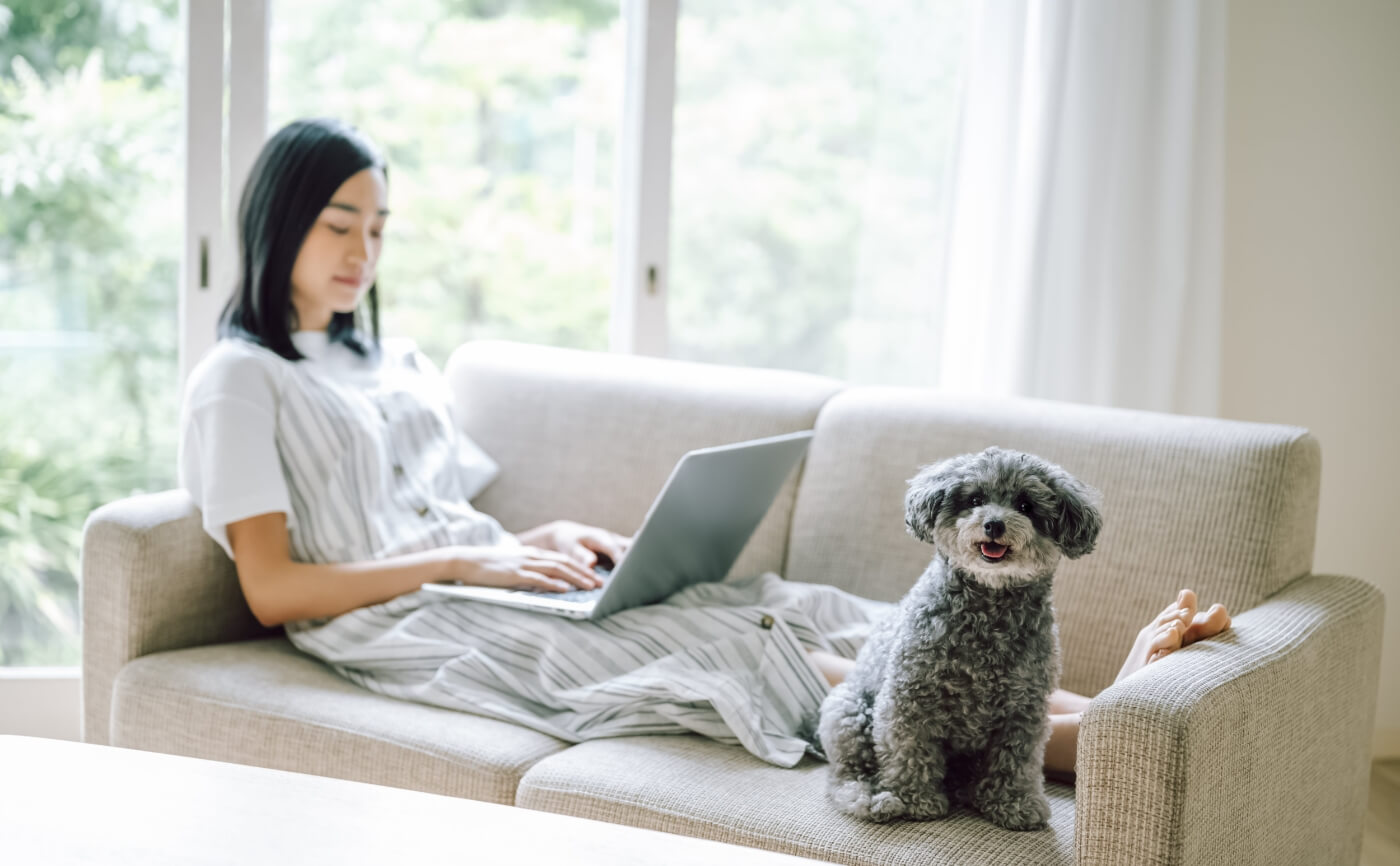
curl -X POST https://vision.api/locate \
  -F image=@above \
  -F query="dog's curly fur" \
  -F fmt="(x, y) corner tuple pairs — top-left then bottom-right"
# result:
(816, 446), (1103, 831)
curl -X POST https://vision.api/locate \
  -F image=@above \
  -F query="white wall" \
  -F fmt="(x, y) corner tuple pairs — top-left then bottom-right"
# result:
(1221, 0), (1400, 758)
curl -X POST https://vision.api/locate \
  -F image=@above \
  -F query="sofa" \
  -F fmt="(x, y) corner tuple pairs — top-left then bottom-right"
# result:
(81, 339), (1385, 865)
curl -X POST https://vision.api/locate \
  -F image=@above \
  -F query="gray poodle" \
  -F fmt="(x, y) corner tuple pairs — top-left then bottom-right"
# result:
(816, 446), (1102, 830)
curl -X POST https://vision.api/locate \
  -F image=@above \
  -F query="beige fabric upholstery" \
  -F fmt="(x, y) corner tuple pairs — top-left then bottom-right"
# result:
(80, 490), (275, 745)
(445, 340), (846, 581)
(517, 736), (1077, 865)
(77, 340), (1381, 864)
(110, 636), (568, 804)
(784, 387), (1323, 698)
(1075, 573), (1384, 866)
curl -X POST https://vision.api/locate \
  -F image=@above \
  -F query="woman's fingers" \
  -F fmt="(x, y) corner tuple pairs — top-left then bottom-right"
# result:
(520, 573), (572, 592)
(569, 542), (597, 567)
(579, 530), (626, 566)
(525, 551), (600, 589)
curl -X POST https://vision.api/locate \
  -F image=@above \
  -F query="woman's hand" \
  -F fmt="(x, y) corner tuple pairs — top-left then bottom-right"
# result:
(518, 520), (633, 570)
(442, 544), (603, 593)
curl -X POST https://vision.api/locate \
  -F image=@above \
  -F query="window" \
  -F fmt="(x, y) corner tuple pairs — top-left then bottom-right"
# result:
(668, 0), (972, 382)
(0, 0), (182, 666)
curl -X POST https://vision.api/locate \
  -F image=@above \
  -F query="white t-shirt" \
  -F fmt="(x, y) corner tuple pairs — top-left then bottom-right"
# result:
(177, 330), (515, 564)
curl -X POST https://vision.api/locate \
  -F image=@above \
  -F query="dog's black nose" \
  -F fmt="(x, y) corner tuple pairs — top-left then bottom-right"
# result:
(984, 519), (1005, 539)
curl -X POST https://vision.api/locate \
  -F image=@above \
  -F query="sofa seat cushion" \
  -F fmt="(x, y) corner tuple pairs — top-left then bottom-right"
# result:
(109, 635), (569, 804)
(517, 735), (1075, 866)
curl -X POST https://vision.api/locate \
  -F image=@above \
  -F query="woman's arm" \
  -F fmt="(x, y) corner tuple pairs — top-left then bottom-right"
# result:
(227, 512), (597, 628)
(227, 512), (452, 627)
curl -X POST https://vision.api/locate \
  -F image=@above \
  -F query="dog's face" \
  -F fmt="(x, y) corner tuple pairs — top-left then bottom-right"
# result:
(904, 447), (1103, 589)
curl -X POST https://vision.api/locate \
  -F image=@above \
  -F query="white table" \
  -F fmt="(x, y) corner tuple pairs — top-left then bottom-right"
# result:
(0, 736), (835, 865)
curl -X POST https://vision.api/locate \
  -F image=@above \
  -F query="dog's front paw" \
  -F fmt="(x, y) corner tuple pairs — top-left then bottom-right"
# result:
(866, 790), (910, 823)
(830, 780), (910, 823)
(978, 791), (1051, 832)
(898, 789), (951, 822)
(828, 778), (877, 819)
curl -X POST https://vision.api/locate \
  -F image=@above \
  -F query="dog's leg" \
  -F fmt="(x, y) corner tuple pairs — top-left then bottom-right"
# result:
(818, 682), (882, 818)
(969, 706), (1053, 832)
(860, 683), (952, 823)
(871, 722), (951, 822)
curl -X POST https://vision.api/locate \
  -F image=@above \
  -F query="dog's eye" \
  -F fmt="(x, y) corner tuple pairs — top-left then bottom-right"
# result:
(1018, 500), (1033, 514)
(968, 494), (984, 508)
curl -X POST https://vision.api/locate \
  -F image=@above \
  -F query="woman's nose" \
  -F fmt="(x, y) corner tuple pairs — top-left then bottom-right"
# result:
(347, 232), (369, 264)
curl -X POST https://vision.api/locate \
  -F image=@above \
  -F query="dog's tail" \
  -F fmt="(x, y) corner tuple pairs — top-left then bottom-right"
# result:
(796, 707), (826, 761)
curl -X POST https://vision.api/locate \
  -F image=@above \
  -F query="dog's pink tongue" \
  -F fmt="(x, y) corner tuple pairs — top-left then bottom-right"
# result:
(981, 542), (1008, 559)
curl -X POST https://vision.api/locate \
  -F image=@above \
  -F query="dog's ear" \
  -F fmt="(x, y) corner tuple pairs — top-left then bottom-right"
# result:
(904, 456), (967, 545)
(1046, 470), (1104, 559)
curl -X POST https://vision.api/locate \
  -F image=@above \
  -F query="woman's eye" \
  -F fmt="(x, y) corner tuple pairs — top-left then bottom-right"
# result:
(327, 225), (349, 235)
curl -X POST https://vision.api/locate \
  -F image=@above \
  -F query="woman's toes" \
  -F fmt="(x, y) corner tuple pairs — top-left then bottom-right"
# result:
(1146, 620), (1187, 663)
(1153, 590), (1197, 627)
(1183, 603), (1232, 644)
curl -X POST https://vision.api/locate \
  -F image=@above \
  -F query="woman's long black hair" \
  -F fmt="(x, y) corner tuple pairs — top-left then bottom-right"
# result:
(217, 117), (386, 362)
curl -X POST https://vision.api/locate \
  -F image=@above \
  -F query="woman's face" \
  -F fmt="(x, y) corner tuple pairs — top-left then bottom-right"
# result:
(289, 167), (389, 331)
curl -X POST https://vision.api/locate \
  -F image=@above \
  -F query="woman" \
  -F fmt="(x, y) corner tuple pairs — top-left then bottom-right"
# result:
(178, 117), (1232, 778)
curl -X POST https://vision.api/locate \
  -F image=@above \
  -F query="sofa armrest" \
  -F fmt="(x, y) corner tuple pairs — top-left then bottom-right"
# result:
(80, 489), (276, 745)
(1074, 573), (1384, 866)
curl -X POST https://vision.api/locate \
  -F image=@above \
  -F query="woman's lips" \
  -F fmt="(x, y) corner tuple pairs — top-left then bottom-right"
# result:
(332, 275), (361, 287)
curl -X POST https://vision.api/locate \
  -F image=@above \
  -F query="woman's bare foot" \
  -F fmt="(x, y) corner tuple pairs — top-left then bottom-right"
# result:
(808, 648), (856, 687)
(1114, 589), (1232, 684)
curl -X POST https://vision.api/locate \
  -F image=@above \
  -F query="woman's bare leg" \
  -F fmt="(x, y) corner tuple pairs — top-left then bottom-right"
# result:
(808, 649), (855, 687)
(1040, 589), (1233, 780)
(1049, 689), (1092, 714)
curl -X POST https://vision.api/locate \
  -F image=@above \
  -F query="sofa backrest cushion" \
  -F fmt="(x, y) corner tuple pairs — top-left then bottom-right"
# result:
(784, 387), (1321, 696)
(445, 340), (846, 581)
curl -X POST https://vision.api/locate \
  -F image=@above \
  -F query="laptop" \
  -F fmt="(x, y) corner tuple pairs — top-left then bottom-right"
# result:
(420, 429), (814, 620)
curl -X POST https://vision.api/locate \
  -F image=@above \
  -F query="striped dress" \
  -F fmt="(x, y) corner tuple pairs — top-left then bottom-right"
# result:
(177, 330), (890, 767)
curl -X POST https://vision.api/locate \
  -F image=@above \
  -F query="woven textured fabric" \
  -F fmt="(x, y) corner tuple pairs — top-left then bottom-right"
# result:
(1075, 573), (1384, 866)
(517, 734), (1077, 865)
(110, 636), (569, 804)
(80, 489), (274, 745)
(783, 387), (1322, 698)
(444, 340), (847, 582)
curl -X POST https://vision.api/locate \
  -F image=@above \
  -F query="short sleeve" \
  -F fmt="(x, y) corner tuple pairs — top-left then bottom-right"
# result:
(177, 346), (294, 561)
(408, 347), (501, 501)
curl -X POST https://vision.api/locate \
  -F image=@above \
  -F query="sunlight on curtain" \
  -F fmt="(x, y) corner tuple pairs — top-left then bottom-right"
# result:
(940, 0), (1226, 415)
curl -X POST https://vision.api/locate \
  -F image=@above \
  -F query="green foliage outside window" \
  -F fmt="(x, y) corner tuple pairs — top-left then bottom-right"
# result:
(0, 0), (180, 665)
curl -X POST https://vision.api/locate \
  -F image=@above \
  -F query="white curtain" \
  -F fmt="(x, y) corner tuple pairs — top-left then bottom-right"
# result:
(935, 0), (1226, 416)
